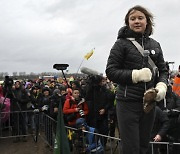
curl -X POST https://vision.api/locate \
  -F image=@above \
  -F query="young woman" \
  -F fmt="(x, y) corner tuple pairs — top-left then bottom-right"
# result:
(106, 5), (168, 154)
(63, 88), (89, 127)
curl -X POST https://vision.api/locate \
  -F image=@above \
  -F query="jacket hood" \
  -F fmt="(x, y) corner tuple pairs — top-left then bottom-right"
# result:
(117, 26), (150, 39)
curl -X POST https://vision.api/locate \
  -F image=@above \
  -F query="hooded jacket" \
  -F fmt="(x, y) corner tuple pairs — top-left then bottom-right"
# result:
(106, 26), (168, 102)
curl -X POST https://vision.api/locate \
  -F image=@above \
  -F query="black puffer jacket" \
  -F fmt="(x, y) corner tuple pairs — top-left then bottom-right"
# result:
(106, 26), (168, 102)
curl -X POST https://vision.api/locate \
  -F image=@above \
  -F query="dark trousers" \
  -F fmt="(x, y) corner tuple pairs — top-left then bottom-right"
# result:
(89, 115), (109, 146)
(11, 112), (27, 136)
(116, 100), (155, 154)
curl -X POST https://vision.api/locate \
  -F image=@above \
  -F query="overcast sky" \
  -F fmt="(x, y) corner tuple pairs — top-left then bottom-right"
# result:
(0, 0), (179, 76)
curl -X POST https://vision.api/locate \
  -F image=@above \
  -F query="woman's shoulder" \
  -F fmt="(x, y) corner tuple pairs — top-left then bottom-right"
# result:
(148, 37), (160, 46)
(112, 37), (131, 51)
(116, 37), (130, 44)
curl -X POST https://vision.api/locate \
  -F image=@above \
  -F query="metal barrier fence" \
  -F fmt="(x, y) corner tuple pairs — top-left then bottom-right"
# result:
(1, 111), (180, 154)
(0, 110), (36, 139)
(40, 113), (121, 154)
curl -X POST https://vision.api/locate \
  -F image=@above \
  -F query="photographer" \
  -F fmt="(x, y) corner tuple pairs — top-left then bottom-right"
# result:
(85, 75), (115, 148)
(2, 76), (15, 102)
(11, 80), (30, 142)
(63, 88), (89, 127)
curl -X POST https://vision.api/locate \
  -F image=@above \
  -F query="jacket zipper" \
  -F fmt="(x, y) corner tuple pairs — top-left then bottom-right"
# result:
(124, 85), (127, 97)
(141, 35), (147, 92)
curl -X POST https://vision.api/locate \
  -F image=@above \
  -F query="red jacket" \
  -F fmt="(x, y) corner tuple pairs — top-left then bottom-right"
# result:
(63, 98), (89, 126)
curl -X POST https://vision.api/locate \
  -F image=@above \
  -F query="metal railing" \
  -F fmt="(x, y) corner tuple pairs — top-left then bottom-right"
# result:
(1, 111), (180, 154)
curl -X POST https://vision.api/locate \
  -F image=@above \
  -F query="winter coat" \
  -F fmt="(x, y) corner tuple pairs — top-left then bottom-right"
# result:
(85, 84), (114, 120)
(106, 26), (168, 102)
(63, 98), (89, 126)
(11, 88), (30, 111)
(151, 106), (170, 140)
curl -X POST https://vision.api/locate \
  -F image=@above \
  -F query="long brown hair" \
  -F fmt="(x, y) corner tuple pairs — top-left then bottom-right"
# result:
(125, 5), (154, 35)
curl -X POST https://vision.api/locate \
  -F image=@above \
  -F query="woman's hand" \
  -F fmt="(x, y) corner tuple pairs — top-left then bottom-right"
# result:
(99, 109), (105, 115)
(153, 134), (162, 142)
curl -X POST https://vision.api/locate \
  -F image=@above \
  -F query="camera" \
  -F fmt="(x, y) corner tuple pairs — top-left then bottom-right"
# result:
(79, 109), (85, 117)
(4, 76), (14, 88)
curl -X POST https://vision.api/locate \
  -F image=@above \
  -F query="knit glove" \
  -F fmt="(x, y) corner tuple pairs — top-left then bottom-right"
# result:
(132, 68), (152, 83)
(155, 82), (167, 102)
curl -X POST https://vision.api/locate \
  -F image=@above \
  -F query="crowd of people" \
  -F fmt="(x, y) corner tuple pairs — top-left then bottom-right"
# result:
(0, 74), (116, 152)
(0, 63), (179, 153)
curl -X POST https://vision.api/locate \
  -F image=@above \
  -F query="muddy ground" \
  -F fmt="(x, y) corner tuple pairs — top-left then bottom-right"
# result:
(0, 136), (53, 154)
(0, 136), (120, 154)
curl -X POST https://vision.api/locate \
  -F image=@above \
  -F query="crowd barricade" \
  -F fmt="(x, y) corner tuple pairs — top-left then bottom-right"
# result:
(1, 111), (180, 154)
(0, 110), (43, 139)
(149, 141), (180, 154)
(37, 113), (122, 153)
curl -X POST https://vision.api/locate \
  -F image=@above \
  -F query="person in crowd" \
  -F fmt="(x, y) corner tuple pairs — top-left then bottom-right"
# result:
(39, 87), (53, 147)
(147, 106), (170, 154)
(63, 88), (89, 127)
(0, 85), (10, 124)
(158, 84), (180, 111)
(25, 81), (32, 94)
(75, 118), (104, 154)
(172, 65), (180, 96)
(49, 88), (63, 135)
(48, 80), (56, 95)
(105, 5), (168, 154)
(50, 89), (62, 120)
(80, 79), (87, 97)
(108, 93), (118, 138)
(71, 80), (84, 97)
(11, 80), (30, 142)
(85, 75), (115, 148)
(28, 85), (42, 133)
(103, 79), (118, 138)
(25, 81), (34, 133)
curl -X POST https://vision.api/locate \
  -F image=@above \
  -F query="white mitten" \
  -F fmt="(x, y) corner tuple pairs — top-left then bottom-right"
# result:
(155, 82), (167, 102)
(132, 68), (152, 83)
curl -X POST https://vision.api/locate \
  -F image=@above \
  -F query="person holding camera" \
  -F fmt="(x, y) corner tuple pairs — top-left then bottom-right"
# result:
(105, 5), (168, 154)
(85, 75), (115, 148)
(11, 80), (30, 142)
(63, 88), (89, 127)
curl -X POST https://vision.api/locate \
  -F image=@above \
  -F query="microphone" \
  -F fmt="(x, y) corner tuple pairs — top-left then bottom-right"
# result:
(80, 67), (100, 76)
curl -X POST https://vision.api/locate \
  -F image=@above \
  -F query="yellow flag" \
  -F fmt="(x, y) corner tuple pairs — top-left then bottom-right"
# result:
(84, 48), (94, 60)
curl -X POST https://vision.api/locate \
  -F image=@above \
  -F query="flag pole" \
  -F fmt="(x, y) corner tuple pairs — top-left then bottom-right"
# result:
(77, 48), (95, 74)
(76, 58), (85, 74)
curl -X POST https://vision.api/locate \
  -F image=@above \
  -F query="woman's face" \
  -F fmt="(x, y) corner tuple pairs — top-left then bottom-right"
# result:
(128, 10), (147, 34)
(72, 90), (80, 100)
